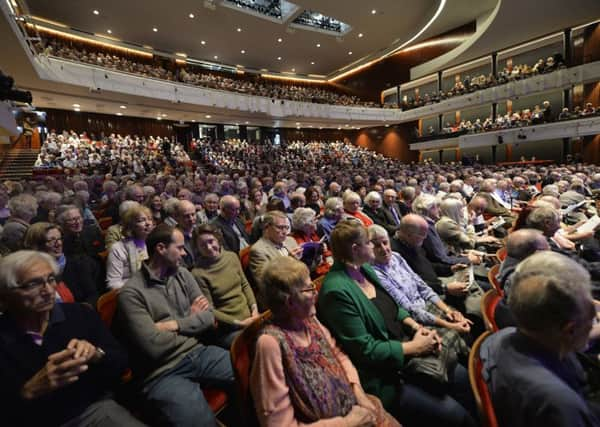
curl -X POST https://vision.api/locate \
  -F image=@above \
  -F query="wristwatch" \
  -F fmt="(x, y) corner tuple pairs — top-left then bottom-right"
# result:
(92, 346), (106, 363)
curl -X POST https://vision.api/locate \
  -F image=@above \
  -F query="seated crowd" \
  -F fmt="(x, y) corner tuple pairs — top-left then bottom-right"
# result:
(402, 54), (566, 111)
(1, 126), (600, 426)
(416, 100), (600, 141)
(35, 36), (379, 108)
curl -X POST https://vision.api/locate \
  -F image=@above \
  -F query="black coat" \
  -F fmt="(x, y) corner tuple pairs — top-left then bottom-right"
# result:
(211, 215), (250, 254)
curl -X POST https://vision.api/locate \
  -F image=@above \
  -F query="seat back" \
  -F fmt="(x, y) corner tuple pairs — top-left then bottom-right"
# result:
(230, 311), (272, 427)
(495, 247), (507, 262)
(487, 264), (503, 296)
(468, 331), (498, 427)
(97, 289), (119, 327)
(98, 216), (113, 230)
(240, 245), (252, 270)
(481, 289), (501, 332)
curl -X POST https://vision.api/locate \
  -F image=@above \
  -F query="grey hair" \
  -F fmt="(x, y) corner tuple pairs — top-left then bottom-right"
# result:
(292, 207), (316, 230)
(8, 194), (38, 221)
(0, 250), (59, 291)
(542, 185), (559, 198)
(38, 191), (62, 207)
(342, 191), (361, 204)
(162, 197), (179, 216)
(364, 191), (382, 205)
(324, 197), (343, 216)
(526, 206), (560, 231)
(367, 224), (389, 241)
(412, 193), (438, 216)
(55, 204), (82, 225)
(439, 197), (465, 225)
(262, 210), (288, 228)
(119, 200), (141, 217)
(509, 251), (591, 332)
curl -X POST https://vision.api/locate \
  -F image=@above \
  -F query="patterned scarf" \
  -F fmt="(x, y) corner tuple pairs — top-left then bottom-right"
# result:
(260, 318), (357, 422)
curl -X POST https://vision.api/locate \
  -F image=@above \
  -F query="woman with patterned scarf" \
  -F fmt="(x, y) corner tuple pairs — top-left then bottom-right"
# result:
(250, 256), (399, 426)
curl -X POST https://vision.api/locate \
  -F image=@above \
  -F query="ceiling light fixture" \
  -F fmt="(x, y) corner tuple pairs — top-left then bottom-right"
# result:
(348, 51), (353, 55)
(192, 119), (196, 122)
(119, 105), (127, 109)
(245, 121), (249, 124)
(277, 56), (282, 60)
(240, 49), (245, 54)
(116, 112), (123, 116)
(157, 117), (162, 120)
(107, 29), (112, 34)
(152, 27), (158, 32)
(189, 13), (195, 18)
(201, 40), (206, 45)
(92, 10), (99, 15)
(205, 115), (212, 118)
(316, 43), (321, 47)
(277, 38), (282, 42)
(371, 9), (377, 14)
(74, 108), (81, 112)
(237, 27), (242, 32)
(310, 61), (315, 65)
(291, 68), (295, 72)
(72, 103), (80, 108)
(358, 33), (363, 38)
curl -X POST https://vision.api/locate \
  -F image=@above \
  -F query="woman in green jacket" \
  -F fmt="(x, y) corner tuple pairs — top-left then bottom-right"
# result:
(316, 220), (476, 427)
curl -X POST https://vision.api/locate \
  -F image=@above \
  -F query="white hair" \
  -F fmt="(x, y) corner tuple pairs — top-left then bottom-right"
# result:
(0, 250), (58, 291)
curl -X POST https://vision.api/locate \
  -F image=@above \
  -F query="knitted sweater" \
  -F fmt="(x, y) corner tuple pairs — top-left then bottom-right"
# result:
(192, 250), (257, 327)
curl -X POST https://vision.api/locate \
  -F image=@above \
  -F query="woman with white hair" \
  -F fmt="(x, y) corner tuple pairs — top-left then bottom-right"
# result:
(291, 207), (332, 277)
(317, 197), (344, 240)
(0, 250), (144, 427)
(343, 191), (374, 227)
(436, 198), (498, 254)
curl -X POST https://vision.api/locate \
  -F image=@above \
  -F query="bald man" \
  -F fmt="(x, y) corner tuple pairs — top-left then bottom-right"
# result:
(211, 195), (249, 254)
(494, 228), (549, 329)
(175, 199), (197, 269)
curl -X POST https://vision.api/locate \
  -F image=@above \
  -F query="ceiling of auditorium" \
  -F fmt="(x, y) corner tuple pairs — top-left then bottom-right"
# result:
(22, 0), (497, 77)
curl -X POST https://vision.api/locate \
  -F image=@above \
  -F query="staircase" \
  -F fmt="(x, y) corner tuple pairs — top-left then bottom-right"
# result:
(0, 149), (39, 180)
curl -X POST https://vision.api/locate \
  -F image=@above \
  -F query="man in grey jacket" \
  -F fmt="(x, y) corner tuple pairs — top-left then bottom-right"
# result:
(115, 224), (234, 427)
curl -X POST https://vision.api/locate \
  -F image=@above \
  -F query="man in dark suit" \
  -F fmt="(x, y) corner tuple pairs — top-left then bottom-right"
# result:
(382, 189), (403, 227)
(211, 195), (250, 254)
(362, 191), (397, 235)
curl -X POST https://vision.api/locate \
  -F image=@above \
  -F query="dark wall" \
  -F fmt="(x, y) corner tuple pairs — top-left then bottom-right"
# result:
(45, 108), (178, 138)
(355, 125), (418, 163)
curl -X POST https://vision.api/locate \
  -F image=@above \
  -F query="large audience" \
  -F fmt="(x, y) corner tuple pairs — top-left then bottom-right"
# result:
(402, 54), (566, 111)
(35, 36), (379, 108)
(1, 126), (600, 427)
(416, 100), (600, 141)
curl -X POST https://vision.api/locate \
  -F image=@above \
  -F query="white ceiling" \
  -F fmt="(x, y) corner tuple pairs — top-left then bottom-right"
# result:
(22, 0), (495, 77)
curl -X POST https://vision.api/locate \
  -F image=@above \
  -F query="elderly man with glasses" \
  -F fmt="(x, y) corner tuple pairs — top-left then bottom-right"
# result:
(0, 250), (144, 427)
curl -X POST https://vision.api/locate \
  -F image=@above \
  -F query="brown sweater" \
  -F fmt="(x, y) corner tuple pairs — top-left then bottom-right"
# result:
(192, 250), (257, 327)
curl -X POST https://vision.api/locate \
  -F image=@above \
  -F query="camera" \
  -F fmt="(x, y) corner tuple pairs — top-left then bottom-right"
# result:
(0, 70), (32, 104)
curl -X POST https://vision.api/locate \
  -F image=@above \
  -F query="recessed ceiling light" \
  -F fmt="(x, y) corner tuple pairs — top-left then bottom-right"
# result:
(358, 33), (364, 38)
(316, 43), (321, 47)
(277, 38), (282, 42)
(74, 108), (81, 112)
(201, 40), (206, 45)
(157, 117), (162, 120)
(192, 119), (196, 122)
(245, 121), (249, 124)
(92, 10), (99, 15)
(310, 61), (315, 65)
(277, 56), (282, 60)
(240, 50), (245, 54)
(205, 115), (211, 118)
(161, 114), (167, 117)
(72, 103), (80, 108)
(107, 29), (112, 34)
(116, 112), (123, 116)
(119, 105), (126, 109)
(371, 9), (377, 14)
(237, 27), (242, 32)
(348, 51), (353, 55)
(337, 127), (342, 130)
(189, 13), (195, 18)
(214, 55), (218, 60)
(152, 27), (158, 32)
(295, 122), (300, 125)
(291, 68), (295, 72)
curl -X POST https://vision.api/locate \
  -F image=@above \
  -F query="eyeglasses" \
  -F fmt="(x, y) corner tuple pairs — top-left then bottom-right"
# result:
(298, 285), (317, 294)
(271, 224), (291, 232)
(45, 237), (63, 245)
(64, 216), (82, 223)
(17, 275), (57, 292)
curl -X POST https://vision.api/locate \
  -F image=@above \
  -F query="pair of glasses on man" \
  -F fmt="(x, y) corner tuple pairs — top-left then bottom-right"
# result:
(16, 275), (58, 292)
